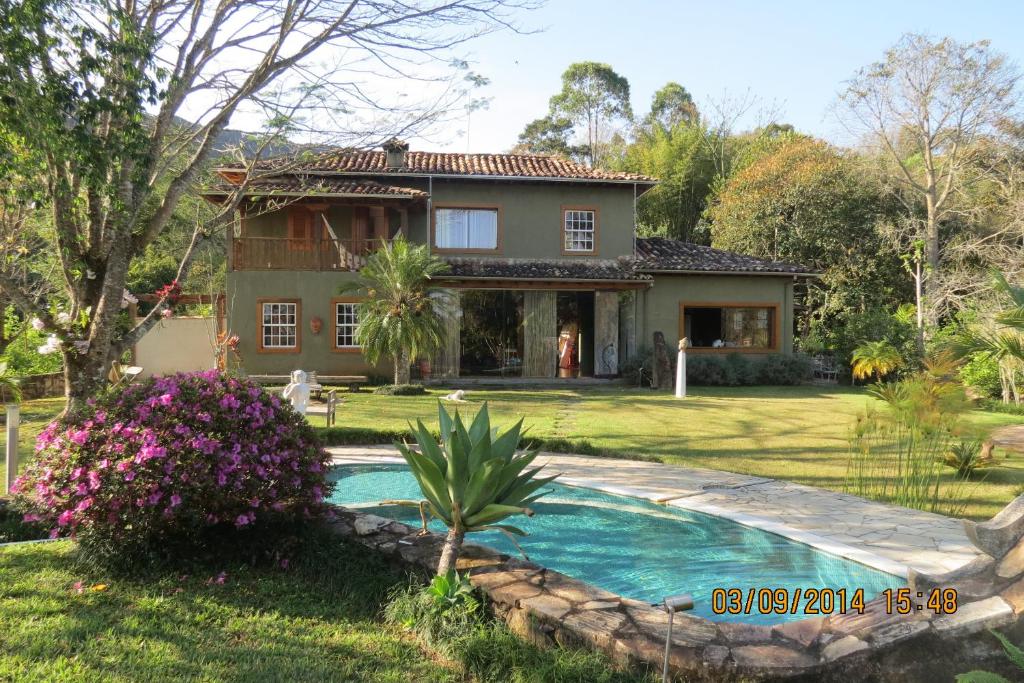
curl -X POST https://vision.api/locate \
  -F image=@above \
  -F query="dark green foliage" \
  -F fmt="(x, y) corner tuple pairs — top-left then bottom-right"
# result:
(960, 353), (1003, 399)
(758, 354), (812, 385)
(318, 425), (422, 445)
(811, 305), (919, 382)
(373, 383), (428, 396)
(686, 354), (810, 386)
(0, 498), (49, 542)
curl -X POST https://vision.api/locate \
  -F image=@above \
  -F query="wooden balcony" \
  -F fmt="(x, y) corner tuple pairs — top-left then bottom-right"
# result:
(231, 236), (378, 271)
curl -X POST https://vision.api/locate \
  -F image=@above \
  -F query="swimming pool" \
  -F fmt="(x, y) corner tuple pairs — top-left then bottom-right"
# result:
(328, 463), (903, 624)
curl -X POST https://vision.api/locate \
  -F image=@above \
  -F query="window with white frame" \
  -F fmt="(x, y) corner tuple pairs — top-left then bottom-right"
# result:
(563, 209), (595, 252)
(261, 302), (298, 349)
(335, 302), (359, 349)
(434, 207), (498, 250)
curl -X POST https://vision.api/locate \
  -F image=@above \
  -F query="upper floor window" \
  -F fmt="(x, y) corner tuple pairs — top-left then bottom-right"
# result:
(563, 208), (596, 253)
(334, 301), (360, 349)
(260, 300), (299, 351)
(434, 206), (499, 251)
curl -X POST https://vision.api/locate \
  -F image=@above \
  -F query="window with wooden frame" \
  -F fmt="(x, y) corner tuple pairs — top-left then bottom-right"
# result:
(679, 303), (779, 352)
(287, 207), (314, 251)
(562, 207), (597, 254)
(432, 204), (501, 252)
(332, 298), (361, 351)
(258, 300), (301, 352)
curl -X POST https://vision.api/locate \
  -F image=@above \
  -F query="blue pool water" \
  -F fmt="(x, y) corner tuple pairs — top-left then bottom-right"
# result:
(328, 464), (903, 624)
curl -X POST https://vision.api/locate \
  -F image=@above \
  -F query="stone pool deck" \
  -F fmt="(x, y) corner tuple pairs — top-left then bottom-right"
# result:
(328, 446), (980, 579)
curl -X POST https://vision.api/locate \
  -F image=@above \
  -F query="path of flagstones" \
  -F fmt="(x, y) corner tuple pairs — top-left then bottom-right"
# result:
(328, 446), (980, 578)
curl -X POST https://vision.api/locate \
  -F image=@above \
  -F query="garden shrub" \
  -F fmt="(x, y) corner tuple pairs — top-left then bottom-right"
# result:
(757, 353), (812, 385)
(686, 355), (729, 385)
(13, 370), (331, 569)
(959, 352), (1002, 399)
(373, 383), (428, 396)
(685, 353), (811, 386)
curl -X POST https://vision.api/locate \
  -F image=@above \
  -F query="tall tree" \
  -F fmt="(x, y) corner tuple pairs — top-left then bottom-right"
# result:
(645, 82), (699, 131)
(0, 0), (532, 411)
(707, 135), (908, 347)
(837, 34), (1020, 336)
(622, 123), (716, 242)
(513, 115), (578, 158)
(547, 62), (633, 167)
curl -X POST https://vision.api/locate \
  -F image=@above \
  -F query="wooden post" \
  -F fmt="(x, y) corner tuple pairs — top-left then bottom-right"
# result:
(5, 403), (18, 494)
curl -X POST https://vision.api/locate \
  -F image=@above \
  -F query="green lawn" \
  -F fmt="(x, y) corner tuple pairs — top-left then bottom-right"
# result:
(0, 539), (651, 683)
(309, 384), (1024, 520)
(5, 388), (1024, 519)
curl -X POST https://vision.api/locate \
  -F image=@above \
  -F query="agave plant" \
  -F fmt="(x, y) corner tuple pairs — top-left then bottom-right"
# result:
(394, 403), (557, 576)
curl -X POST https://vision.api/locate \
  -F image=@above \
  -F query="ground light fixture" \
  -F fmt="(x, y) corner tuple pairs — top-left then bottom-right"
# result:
(661, 593), (695, 682)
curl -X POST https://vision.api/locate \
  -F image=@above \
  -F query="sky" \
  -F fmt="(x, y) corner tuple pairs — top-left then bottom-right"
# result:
(406, 0), (1024, 154)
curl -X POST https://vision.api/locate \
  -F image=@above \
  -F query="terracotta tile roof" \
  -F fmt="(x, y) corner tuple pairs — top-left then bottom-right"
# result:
(439, 257), (651, 282)
(241, 149), (655, 183)
(205, 176), (427, 198)
(635, 237), (813, 275)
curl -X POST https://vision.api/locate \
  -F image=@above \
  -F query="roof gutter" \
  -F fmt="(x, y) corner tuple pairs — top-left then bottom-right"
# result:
(639, 269), (820, 278)
(202, 190), (424, 200)
(213, 167), (658, 189)
(435, 274), (652, 286)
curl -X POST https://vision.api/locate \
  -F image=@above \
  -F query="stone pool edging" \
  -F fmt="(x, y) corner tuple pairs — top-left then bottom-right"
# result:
(329, 502), (1024, 681)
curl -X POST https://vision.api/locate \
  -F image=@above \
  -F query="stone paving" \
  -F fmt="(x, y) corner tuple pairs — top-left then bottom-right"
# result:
(328, 445), (980, 577)
(992, 424), (1024, 454)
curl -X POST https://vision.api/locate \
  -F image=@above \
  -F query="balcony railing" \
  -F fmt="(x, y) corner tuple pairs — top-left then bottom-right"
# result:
(232, 237), (379, 271)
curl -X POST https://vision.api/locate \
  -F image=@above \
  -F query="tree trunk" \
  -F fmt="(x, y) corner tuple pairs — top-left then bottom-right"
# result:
(436, 527), (465, 577)
(395, 347), (411, 385)
(63, 350), (112, 417)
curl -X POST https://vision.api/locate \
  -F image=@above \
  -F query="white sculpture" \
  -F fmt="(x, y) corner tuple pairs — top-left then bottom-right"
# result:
(283, 369), (311, 415)
(443, 389), (467, 402)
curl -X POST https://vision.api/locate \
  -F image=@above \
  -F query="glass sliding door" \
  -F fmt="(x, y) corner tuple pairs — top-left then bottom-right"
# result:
(459, 290), (524, 376)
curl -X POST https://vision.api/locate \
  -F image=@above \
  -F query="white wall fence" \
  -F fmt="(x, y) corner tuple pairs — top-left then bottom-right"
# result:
(133, 316), (219, 378)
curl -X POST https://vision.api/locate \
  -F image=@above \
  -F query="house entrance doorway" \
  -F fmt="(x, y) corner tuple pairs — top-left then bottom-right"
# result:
(556, 291), (595, 378)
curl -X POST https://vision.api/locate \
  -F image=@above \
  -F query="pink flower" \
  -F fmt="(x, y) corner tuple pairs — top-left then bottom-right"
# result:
(158, 393), (174, 406)
(170, 494), (182, 507)
(235, 513), (250, 527)
(57, 510), (74, 527)
(22, 513), (42, 523)
(73, 581), (84, 594)
(68, 429), (89, 446)
(161, 308), (172, 319)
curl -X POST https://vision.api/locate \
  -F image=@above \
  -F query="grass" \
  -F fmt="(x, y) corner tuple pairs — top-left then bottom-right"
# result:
(6, 387), (1024, 519)
(0, 537), (649, 682)
(308, 384), (1024, 520)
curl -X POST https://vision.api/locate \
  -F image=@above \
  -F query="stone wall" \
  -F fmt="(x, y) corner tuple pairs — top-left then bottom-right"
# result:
(329, 501), (1024, 681)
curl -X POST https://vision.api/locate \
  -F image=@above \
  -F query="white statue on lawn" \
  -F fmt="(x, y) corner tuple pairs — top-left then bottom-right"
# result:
(283, 369), (311, 415)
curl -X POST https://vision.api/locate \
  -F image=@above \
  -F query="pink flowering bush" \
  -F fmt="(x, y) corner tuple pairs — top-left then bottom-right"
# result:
(13, 370), (332, 568)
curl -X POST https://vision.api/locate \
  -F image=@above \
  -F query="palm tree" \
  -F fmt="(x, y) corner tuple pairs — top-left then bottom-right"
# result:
(851, 340), (902, 383)
(341, 237), (449, 385)
(955, 271), (1024, 404)
(392, 403), (557, 577)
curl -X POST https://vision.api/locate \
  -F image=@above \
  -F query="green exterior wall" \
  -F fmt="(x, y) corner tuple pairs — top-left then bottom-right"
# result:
(226, 270), (390, 378)
(226, 178), (797, 377)
(637, 274), (795, 356)
(239, 177), (637, 259)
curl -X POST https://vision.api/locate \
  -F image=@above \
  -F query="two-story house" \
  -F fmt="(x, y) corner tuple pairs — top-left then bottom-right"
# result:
(206, 139), (811, 381)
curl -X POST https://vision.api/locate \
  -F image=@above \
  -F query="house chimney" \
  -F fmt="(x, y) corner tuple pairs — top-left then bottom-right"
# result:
(382, 137), (409, 169)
